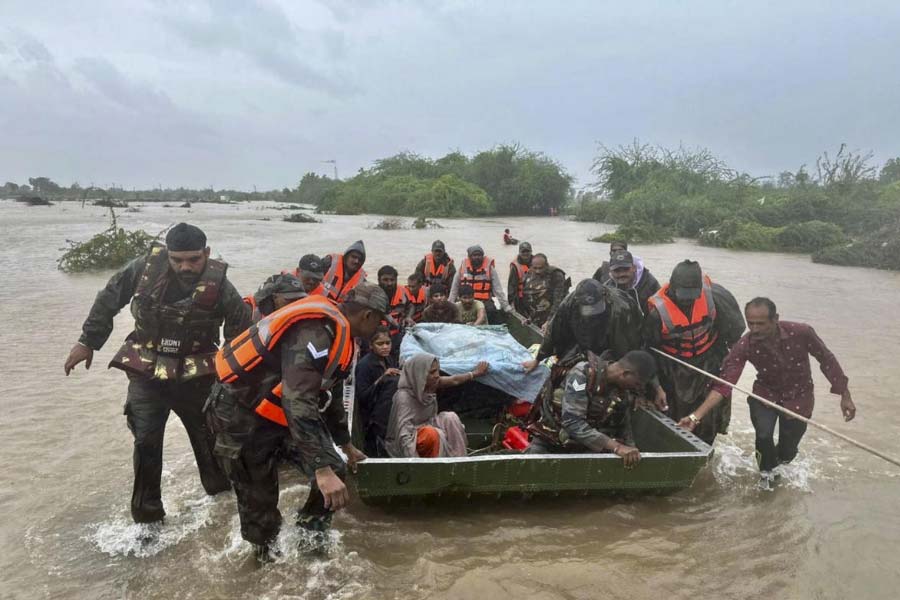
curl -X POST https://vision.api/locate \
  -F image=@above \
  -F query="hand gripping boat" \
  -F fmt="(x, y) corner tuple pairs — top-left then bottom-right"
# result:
(348, 313), (712, 505)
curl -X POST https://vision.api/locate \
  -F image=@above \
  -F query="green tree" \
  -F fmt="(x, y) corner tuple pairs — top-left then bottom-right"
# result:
(880, 158), (900, 185)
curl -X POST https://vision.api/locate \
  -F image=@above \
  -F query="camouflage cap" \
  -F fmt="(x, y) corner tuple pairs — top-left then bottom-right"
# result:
(343, 281), (389, 314)
(254, 273), (307, 304)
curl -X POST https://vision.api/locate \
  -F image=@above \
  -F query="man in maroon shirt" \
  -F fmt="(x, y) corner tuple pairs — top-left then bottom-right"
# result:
(678, 297), (856, 489)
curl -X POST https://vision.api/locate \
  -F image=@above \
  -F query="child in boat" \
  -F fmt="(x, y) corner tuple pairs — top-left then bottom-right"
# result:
(355, 326), (400, 456)
(384, 353), (490, 458)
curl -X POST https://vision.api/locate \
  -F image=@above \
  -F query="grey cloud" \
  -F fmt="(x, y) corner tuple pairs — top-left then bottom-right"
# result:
(9, 29), (54, 63)
(156, 0), (357, 95)
(73, 57), (175, 113)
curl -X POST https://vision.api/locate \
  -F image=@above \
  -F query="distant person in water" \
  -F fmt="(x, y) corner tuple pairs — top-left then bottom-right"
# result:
(678, 297), (855, 490)
(503, 228), (518, 245)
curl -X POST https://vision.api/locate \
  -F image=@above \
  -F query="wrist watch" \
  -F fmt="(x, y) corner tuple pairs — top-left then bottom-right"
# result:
(688, 413), (701, 425)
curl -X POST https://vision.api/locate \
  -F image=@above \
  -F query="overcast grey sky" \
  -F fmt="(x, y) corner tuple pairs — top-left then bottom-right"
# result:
(2, 0), (899, 190)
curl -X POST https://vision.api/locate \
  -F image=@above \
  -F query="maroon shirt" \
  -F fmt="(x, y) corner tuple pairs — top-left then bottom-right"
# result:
(712, 321), (848, 418)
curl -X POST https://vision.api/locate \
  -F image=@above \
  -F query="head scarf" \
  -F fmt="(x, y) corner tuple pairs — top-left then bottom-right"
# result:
(397, 352), (438, 408)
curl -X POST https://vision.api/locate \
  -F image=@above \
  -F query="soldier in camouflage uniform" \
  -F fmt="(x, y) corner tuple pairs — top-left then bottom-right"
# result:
(206, 283), (386, 561)
(520, 253), (569, 330)
(64, 223), (251, 524)
(527, 350), (657, 467)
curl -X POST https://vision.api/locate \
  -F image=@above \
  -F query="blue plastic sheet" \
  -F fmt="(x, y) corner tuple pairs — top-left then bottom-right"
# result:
(399, 323), (550, 402)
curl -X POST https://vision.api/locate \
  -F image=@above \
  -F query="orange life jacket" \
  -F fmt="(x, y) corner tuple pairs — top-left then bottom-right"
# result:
(320, 253), (366, 302)
(423, 253), (453, 284)
(647, 276), (719, 358)
(405, 285), (427, 322)
(215, 296), (354, 426)
(242, 295), (263, 323)
(460, 257), (495, 301)
(385, 286), (407, 335)
(510, 261), (530, 299)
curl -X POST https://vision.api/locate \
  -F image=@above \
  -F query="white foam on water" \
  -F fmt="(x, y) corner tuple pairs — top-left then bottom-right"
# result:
(711, 438), (829, 493)
(86, 492), (216, 558)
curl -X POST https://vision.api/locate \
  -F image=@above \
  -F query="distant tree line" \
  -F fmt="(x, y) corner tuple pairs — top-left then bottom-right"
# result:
(1, 178), (293, 204)
(294, 145), (574, 217)
(574, 141), (900, 271)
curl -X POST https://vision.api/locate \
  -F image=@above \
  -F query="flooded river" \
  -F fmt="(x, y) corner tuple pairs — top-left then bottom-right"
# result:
(1, 200), (898, 599)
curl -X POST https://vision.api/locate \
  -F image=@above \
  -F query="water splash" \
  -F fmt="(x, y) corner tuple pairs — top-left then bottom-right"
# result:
(711, 437), (829, 493)
(87, 493), (216, 558)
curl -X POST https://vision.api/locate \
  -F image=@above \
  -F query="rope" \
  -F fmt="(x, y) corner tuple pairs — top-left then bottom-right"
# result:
(650, 348), (900, 469)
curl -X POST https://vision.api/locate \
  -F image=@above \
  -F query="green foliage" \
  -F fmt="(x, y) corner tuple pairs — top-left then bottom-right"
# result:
(699, 219), (781, 251)
(591, 221), (674, 244)
(314, 145), (571, 217)
(774, 220), (846, 252)
(58, 210), (156, 273)
(295, 172), (338, 206)
(880, 158), (900, 185)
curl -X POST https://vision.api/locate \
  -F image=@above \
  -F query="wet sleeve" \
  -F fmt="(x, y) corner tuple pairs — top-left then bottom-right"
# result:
(549, 271), (567, 315)
(77, 257), (143, 350)
(280, 324), (345, 471)
(805, 326), (849, 395)
(559, 367), (611, 452)
(536, 304), (565, 361)
(642, 308), (663, 350)
(713, 285), (746, 347)
(320, 383), (351, 446)
(414, 259), (426, 280)
(448, 270), (461, 302)
(507, 266), (518, 306)
(492, 268), (511, 310)
(710, 337), (750, 399)
(219, 279), (252, 343)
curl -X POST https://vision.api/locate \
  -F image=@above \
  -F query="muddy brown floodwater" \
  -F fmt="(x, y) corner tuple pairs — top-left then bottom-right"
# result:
(1, 200), (899, 599)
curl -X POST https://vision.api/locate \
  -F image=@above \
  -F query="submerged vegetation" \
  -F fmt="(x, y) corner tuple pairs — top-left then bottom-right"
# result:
(283, 212), (320, 223)
(58, 209), (157, 273)
(591, 221), (674, 244)
(574, 142), (900, 270)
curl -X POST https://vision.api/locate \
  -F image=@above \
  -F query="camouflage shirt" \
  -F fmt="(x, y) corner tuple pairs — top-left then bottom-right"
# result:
(77, 256), (250, 351)
(278, 320), (351, 472)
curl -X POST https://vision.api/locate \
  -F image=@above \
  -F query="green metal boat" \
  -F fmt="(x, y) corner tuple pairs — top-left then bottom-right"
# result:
(350, 313), (712, 504)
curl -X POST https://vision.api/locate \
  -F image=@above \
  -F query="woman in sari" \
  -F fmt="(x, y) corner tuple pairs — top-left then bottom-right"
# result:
(385, 353), (489, 458)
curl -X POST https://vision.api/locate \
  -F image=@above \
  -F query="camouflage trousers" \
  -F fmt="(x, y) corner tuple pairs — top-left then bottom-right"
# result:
(124, 375), (231, 523)
(206, 389), (341, 546)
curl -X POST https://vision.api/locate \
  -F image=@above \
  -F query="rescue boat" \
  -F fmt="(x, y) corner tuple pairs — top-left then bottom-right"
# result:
(349, 312), (712, 504)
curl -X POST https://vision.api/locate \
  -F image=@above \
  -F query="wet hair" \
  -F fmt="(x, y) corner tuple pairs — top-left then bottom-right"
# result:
(618, 350), (657, 383)
(166, 223), (206, 251)
(458, 284), (474, 297)
(532, 253), (548, 263)
(407, 272), (423, 284)
(429, 282), (448, 297)
(746, 297), (777, 319)
(372, 325), (391, 341)
(377, 265), (398, 278)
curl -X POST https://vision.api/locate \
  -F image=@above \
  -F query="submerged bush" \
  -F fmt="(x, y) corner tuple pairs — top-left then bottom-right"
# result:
(283, 212), (320, 223)
(699, 219), (781, 251)
(58, 209), (156, 273)
(774, 220), (847, 252)
(591, 220), (674, 244)
(413, 216), (443, 229)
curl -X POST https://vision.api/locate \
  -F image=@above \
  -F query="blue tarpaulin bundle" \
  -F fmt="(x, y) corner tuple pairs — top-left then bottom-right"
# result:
(399, 323), (550, 402)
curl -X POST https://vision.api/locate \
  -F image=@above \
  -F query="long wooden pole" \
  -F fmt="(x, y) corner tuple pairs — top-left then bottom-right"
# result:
(650, 348), (900, 469)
